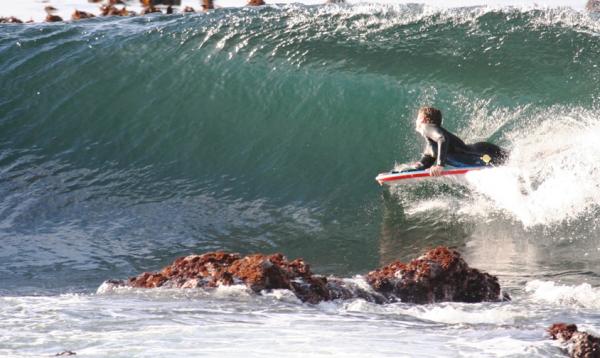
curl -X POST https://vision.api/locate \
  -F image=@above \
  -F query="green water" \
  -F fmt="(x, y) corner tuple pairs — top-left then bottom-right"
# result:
(0, 5), (599, 292)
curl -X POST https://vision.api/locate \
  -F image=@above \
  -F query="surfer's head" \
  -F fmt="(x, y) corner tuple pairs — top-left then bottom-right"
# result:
(417, 107), (442, 126)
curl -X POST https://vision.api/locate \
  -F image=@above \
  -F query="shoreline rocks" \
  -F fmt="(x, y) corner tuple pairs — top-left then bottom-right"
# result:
(104, 246), (509, 305)
(548, 323), (600, 358)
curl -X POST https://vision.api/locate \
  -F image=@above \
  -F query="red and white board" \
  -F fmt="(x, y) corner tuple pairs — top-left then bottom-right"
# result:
(375, 166), (488, 186)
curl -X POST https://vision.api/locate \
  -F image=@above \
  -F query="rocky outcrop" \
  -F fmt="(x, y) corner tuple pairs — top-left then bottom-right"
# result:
(72, 10), (95, 20)
(104, 247), (507, 305)
(126, 252), (333, 303)
(549, 323), (600, 358)
(141, 5), (162, 14)
(587, 0), (600, 12)
(100, 5), (134, 16)
(45, 15), (64, 22)
(247, 0), (266, 6)
(367, 247), (506, 304)
(202, 0), (215, 11)
(0, 17), (23, 24)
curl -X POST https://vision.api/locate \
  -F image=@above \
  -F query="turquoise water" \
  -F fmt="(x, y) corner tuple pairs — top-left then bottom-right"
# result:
(1, 5), (600, 356)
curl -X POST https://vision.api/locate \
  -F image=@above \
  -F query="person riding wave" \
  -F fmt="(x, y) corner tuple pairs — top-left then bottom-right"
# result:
(402, 106), (508, 176)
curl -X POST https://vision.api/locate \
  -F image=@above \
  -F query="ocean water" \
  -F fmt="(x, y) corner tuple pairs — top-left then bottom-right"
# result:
(1, 3), (600, 357)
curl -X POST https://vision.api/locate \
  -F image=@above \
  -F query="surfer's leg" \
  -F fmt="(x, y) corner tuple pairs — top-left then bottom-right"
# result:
(469, 142), (509, 165)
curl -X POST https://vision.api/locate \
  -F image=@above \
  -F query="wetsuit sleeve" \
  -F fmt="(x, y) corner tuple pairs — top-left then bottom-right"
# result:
(416, 155), (435, 170)
(423, 125), (448, 166)
(415, 139), (436, 170)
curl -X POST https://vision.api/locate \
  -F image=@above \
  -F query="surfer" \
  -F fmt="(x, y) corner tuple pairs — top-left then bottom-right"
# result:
(407, 106), (507, 177)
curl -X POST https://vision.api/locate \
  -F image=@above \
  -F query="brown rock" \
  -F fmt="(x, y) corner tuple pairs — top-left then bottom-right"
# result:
(202, 0), (214, 11)
(140, 0), (181, 5)
(366, 246), (506, 304)
(182, 6), (195, 12)
(0, 17), (24, 24)
(247, 0), (265, 6)
(141, 5), (162, 14)
(548, 323), (600, 358)
(587, 0), (600, 12)
(126, 252), (332, 303)
(100, 5), (133, 16)
(72, 10), (96, 20)
(45, 14), (64, 22)
(108, 247), (505, 305)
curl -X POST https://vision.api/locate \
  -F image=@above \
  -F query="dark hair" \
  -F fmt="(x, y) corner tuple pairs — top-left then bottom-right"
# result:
(419, 107), (442, 126)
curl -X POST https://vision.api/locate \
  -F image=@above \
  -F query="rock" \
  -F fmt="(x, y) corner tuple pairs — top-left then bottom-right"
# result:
(548, 323), (600, 358)
(100, 5), (133, 16)
(106, 247), (506, 305)
(587, 0), (600, 12)
(125, 252), (332, 303)
(202, 0), (214, 11)
(182, 6), (195, 12)
(247, 0), (266, 6)
(0, 17), (23, 24)
(55, 352), (76, 356)
(140, 0), (181, 5)
(141, 5), (162, 14)
(45, 14), (64, 22)
(72, 10), (96, 20)
(366, 246), (507, 304)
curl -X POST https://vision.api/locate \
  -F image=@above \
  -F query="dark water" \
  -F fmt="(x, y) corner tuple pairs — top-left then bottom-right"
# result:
(1, 5), (600, 296)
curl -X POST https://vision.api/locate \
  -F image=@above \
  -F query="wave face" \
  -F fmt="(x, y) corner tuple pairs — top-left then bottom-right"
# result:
(1, 5), (600, 291)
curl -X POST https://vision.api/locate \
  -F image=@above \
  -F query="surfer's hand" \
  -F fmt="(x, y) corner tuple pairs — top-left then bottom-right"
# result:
(429, 165), (443, 177)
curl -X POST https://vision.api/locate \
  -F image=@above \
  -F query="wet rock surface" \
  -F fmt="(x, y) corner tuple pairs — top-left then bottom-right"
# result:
(549, 323), (600, 358)
(367, 246), (506, 304)
(105, 246), (507, 304)
(0, 17), (24, 23)
(71, 10), (95, 20)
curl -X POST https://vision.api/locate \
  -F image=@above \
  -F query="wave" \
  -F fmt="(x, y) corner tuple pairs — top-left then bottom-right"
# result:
(0, 5), (599, 291)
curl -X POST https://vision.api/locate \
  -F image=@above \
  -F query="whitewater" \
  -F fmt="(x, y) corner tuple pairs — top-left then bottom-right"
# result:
(1, 2), (600, 357)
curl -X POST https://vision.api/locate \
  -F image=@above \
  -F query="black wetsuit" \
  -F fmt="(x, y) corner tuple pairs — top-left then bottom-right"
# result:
(415, 124), (507, 170)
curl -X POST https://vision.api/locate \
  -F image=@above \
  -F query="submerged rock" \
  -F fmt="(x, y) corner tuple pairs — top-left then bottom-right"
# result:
(105, 247), (507, 304)
(548, 323), (600, 358)
(367, 246), (507, 304)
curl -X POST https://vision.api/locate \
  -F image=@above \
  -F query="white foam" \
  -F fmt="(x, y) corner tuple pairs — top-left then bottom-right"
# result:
(405, 304), (519, 325)
(464, 108), (600, 227)
(526, 280), (600, 308)
(343, 300), (521, 324)
(0, 0), (590, 24)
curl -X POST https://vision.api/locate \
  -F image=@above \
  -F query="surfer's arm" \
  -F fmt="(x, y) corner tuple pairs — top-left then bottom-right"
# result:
(415, 155), (435, 170)
(423, 126), (448, 166)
